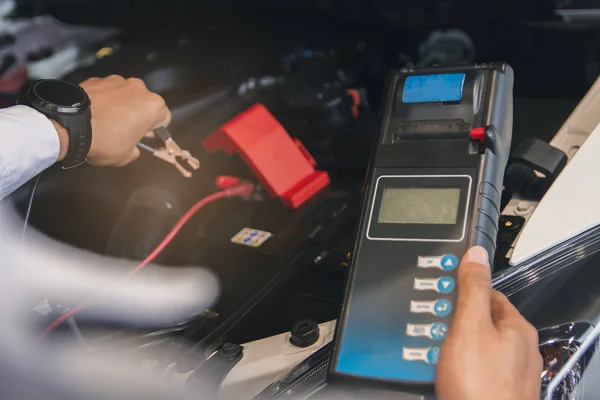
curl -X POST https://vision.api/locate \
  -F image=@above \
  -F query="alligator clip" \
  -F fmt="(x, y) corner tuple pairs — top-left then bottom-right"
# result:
(137, 127), (200, 178)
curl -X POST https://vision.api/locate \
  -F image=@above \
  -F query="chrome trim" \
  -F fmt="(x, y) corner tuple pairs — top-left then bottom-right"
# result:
(539, 322), (594, 347)
(543, 322), (600, 400)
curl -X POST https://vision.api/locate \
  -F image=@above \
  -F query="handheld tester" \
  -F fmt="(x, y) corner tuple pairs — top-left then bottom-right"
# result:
(330, 63), (514, 388)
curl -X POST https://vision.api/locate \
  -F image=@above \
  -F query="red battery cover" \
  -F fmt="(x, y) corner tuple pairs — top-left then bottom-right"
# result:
(202, 104), (330, 208)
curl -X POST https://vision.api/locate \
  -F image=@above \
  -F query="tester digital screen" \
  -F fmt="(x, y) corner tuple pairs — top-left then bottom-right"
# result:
(377, 187), (461, 225)
(402, 73), (465, 104)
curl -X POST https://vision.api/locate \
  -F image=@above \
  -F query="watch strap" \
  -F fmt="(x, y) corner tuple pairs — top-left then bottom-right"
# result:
(56, 108), (93, 169)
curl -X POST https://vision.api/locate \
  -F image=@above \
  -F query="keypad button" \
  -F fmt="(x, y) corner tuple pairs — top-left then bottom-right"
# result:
(417, 254), (459, 271)
(410, 299), (452, 316)
(437, 277), (455, 293)
(433, 299), (452, 316)
(427, 347), (441, 364)
(440, 254), (458, 271)
(430, 323), (448, 340)
(414, 278), (439, 291)
(406, 323), (429, 338)
(402, 347), (440, 364)
(410, 300), (436, 314)
(406, 322), (449, 340)
(417, 256), (443, 269)
(414, 277), (455, 293)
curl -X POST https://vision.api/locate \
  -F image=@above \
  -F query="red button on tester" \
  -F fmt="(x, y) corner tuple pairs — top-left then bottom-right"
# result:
(469, 127), (486, 143)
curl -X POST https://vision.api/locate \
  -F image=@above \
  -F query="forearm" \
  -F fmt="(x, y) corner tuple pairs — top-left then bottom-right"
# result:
(0, 105), (64, 201)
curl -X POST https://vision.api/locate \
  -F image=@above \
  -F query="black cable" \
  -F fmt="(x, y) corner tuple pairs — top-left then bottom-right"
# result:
(21, 172), (41, 238)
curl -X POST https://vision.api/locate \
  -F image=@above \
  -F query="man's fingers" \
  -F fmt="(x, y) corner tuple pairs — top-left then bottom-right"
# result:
(148, 93), (171, 130)
(491, 290), (540, 352)
(162, 108), (172, 128)
(151, 108), (171, 131)
(117, 147), (141, 166)
(453, 246), (494, 329)
(490, 290), (523, 325)
(105, 74), (126, 83)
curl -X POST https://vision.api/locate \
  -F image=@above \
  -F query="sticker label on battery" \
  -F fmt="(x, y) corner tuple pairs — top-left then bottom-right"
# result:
(402, 73), (465, 103)
(231, 228), (272, 247)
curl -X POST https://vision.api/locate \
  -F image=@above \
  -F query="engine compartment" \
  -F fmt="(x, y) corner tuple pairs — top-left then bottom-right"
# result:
(6, 2), (600, 398)
(11, 8), (593, 335)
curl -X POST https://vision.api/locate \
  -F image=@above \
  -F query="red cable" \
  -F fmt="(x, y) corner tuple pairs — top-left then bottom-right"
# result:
(42, 181), (255, 337)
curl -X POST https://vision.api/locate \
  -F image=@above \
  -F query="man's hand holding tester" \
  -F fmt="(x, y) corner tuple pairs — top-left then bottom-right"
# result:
(437, 246), (542, 400)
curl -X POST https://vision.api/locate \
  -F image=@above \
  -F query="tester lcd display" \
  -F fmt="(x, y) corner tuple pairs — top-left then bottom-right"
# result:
(330, 64), (514, 390)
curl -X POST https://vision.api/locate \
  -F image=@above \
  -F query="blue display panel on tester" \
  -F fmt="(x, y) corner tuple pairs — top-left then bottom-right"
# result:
(329, 64), (514, 392)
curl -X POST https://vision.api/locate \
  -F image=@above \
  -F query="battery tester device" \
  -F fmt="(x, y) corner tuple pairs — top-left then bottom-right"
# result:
(330, 63), (514, 389)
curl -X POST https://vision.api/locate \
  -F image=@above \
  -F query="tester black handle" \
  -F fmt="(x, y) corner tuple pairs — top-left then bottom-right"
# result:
(476, 174), (503, 264)
(474, 66), (514, 266)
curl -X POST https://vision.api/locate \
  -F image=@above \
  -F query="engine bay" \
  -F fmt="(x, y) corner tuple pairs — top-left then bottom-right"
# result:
(5, 1), (600, 398)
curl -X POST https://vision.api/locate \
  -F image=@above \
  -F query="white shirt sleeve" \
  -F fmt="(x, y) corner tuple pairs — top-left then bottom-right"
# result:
(0, 105), (60, 201)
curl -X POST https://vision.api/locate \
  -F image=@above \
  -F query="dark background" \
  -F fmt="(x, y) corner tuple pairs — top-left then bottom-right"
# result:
(13, 0), (594, 142)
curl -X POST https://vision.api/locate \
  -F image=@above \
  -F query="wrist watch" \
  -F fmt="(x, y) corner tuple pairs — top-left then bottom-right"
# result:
(19, 79), (92, 169)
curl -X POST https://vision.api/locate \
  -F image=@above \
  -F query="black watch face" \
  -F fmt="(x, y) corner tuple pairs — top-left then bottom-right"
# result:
(33, 80), (89, 110)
